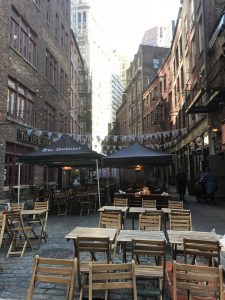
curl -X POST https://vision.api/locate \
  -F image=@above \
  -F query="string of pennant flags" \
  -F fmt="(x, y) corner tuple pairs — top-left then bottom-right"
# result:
(24, 127), (188, 153)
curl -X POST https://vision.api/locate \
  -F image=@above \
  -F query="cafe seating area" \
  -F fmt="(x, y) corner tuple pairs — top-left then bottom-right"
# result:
(0, 189), (225, 299)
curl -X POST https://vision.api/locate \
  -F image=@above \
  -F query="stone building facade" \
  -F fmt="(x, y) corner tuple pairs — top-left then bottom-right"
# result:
(0, 0), (72, 190)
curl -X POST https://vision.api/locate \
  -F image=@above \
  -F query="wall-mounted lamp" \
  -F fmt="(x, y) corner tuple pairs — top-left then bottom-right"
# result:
(62, 166), (72, 171)
(134, 165), (142, 172)
(211, 128), (218, 133)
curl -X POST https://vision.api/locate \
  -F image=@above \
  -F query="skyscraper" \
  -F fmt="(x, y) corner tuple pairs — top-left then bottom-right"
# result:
(71, 0), (124, 151)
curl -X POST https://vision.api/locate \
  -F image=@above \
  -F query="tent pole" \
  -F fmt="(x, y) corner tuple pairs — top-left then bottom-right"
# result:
(96, 159), (101, 208)
(17, 163), (21, 206)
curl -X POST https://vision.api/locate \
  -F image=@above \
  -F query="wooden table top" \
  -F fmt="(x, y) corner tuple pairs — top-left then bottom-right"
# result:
(65, 226), (117, 242)
(98, 206), (129, 213)
(21, 209), (49, 215)
(161, 208), (171, 214)
(129, 207), (157, 214)
(117, 230), (166, 243)
(167, 230), (221, 245)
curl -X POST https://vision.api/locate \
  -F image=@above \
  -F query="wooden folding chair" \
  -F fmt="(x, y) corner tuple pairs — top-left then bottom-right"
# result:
(113, 198), (128, 206)
(5, 210), (32, 257)
(77, 236), (111, 300)
(89, 260), (137, 300)
(173, 261), (224, 300)
(98, 211), (122, 230)
(55, 193), (68, 216)
(184, 238), (221, 266)
(10, 203), (25, 210)
(169, 209), (192, 231)
(27, 201), (49, 241)
(168, 200), (183, 210)
(139, 211), (162, 231)
(132, 239), (166, 300)
(26, 255), (77, 300)
(142, 199), (156, 209)
(0, 214), (6, 248)
(77, 192), (90, 216)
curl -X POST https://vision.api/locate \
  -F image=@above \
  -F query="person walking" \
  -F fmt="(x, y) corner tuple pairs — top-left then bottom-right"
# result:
(176, 168), (187, 201)
(203, 167), (217, 205)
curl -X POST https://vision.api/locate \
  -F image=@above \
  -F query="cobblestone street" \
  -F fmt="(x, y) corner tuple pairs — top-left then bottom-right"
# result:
(0, 195), (225, 299)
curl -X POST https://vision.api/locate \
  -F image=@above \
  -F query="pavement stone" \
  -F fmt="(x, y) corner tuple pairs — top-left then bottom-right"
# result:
(0, 193), (225, 299)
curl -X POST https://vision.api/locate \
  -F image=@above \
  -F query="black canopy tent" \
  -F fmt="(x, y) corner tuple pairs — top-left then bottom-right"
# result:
(17, 134), (103, 207)
(102, 143), (173, 168)
(102, 143), (173, 192)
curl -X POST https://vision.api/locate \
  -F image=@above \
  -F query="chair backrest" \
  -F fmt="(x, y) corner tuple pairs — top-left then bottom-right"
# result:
(169, 209), (192, 231)
(27, 255), (77, 300)
(77, 192), (89, 202)
(173, 261), (224, 300)
(142, 199), (156, 209)
(0, 213), (6, 248)
(113, 198), (128, 206)
(139, 211), (162, 231)
(132, 239), (166, 266)
(89, 260), (137, 300)
(34, 201), (49, 210)
(98, 211), (122, 230)
(10, 203), (24, 210)
(184, 238), (221, 265)
(168, 200), (183, 210)
(77, 236), (111, 268)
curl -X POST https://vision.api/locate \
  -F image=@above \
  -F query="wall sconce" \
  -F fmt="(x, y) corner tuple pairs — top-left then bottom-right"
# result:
(134, 165), (142, 172)
(211, 128), (218, 133)
(62, 166), (72, 171)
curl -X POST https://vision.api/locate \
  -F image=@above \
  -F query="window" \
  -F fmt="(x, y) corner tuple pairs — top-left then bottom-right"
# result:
(10, 10), (37, 67)
(45, 49), (58, 86)
(83, 11), (86, 29)
(44, 103), (56, 131)
(46, 0), (50, 24)
(191, 36), (196, 69)
(153, 58), (159, 69)
(7, 78), (35, 126)
(198, 16), (203, 54)
(55, 14), (59, 38)
(61, 24), (64, 47)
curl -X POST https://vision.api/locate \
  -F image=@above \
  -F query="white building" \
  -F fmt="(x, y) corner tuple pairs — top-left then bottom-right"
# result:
(71, 0), (124, 152)
(141, 20), (176, 48)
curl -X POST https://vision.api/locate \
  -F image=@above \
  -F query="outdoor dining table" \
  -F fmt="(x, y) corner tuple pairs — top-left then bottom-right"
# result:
(128, 207), (156, 229)
(167, 230), (222, 260)
(117, 229), (166, 262)
(98, 206), (129, 213)
(65, 226), (118, 257)
(21, 209), (49, 248)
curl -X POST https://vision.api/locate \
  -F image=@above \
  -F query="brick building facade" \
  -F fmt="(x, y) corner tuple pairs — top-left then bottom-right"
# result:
(0, 0), (72, 190)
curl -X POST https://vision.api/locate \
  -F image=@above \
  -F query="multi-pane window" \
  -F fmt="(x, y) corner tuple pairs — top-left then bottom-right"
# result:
(55, 14), (59, 38)
(44, 103), (56, 131)
(45, 49), (58, 86)
(33, 0), (40, 7)
(7, 78), (35, 127)
(46, 0), (50, 24)
(60, 68), (68, 97)
(198, 16), (203, 54)
(10, 10), (37, 67)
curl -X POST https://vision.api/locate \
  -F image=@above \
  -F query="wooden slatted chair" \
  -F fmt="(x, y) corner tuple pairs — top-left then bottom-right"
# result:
(26, 255), (77, 300)
(184, 238), (221, 266)
(139, 211), (162, 231)
(169, 209), (192, 231)
(27, 201), (49, 241)
(5, 210), (32, 257)
(55, 193), (68, 216)
(10, 203), (25, 210)
(169, 210), (192, 260)
(113, 198), (128, 206)
(77, 236), (112, 300)
(99, 211), (122, 256)
(172, 261), (224, 300)
(89, 260), (137, 300)
(168, 200), (183, 210)
(132, 239), (166, 300)
(0, 214), (6, 248)
(142, 199), (156, 209)
(77, 192), (90, 216)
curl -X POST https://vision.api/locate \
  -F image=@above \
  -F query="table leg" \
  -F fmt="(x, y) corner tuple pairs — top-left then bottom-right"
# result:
(123, 242), (127, 263)
(132, 214), (135, 230)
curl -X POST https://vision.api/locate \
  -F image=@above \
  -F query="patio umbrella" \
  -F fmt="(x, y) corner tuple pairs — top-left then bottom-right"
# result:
(18, 134), (104, 207)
